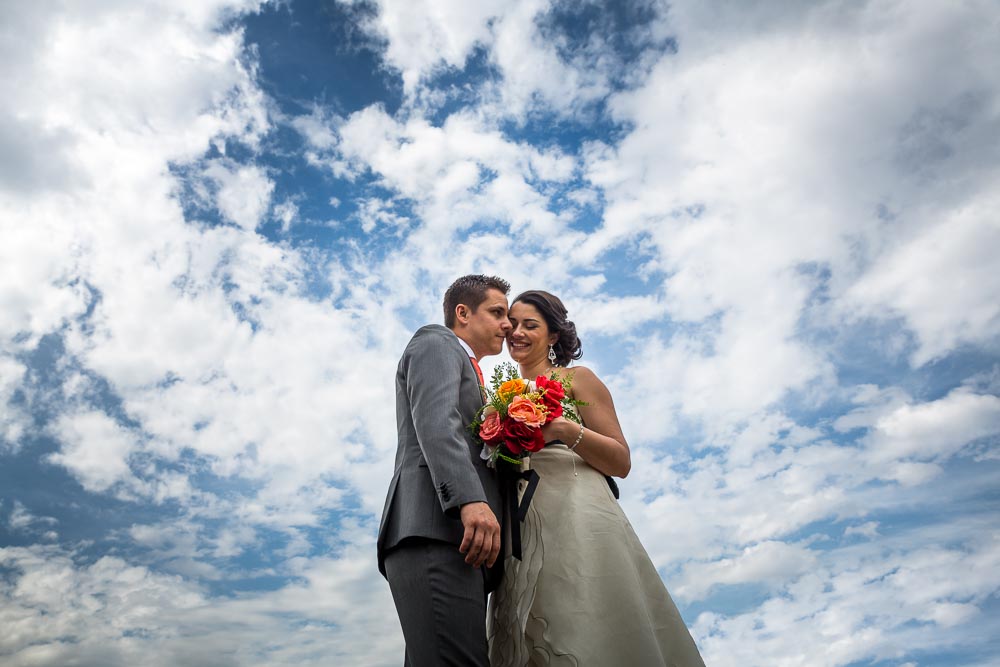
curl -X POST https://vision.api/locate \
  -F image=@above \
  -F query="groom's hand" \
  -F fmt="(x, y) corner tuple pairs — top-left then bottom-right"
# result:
(458, 502), (501, 568)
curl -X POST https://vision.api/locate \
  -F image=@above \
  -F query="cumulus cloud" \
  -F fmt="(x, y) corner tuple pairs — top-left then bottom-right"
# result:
(846, 195), (1000, 365)
(6, 501), (58, 540)
(2, 0), (999, 665)
(2, 0), (402, 603)
(47, 411), (138, 493)
(843, 521), (879, 539)
(205, 161), (276, 230)
(675, 540), (817, 600)
(357, 0), (508, 93)
(865, 388), (1000, 464)
(694, 524), (1000, 666)
(355, 0), (637, 115)
(0, 356), (29, 447)
(579, 0), (1000, 430)
(333, 106), (576, 219)
(0, 542), (400, 666)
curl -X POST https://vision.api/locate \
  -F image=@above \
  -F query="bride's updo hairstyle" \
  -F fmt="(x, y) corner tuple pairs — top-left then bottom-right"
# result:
(512, 290), (583, 367)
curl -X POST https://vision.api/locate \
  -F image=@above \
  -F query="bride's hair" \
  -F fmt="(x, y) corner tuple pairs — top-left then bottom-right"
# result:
(511, 290), (582, 367)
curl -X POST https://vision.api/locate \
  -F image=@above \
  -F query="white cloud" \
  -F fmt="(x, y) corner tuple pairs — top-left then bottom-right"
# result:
(692, 523), (1000, 666)
(6, 501), (58, 537)
(578, 0), (1000, 442)
(675, 540), (817, 600)
(866, 388), (1000, 464)
(833, 384), (913, 433)
(0, 541), (400, 667)
(485, 0), (604, 116)
(0, 356), (29, 447)
(355, 196), (410, 233)
(357, 0), (604, 114)
(0, 0), (408, 527)
(290, 106), (341, 150)
(48, 411), (138, 493)
(334, 106), (576, 210)
(846, 195), (1000, 365)
(0, 0), (270, 369)
(619, 381), (999, 583)
(205, 161), (276, 230)
(360, 0), (509, 94)
(357, 0), (660, 119)
(843, 522), (879, 539)
(0, 216), (90, 352)
(325, 106), (591, 304)
(3, 1), (1000, 665)
(272, 199), (299, 232)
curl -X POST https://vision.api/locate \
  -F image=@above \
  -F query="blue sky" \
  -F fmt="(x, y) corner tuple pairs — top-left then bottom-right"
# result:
(2, 1), (999, 665)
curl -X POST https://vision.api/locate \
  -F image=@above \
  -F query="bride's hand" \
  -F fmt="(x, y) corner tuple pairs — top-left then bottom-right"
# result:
(541, 416), (576, 444)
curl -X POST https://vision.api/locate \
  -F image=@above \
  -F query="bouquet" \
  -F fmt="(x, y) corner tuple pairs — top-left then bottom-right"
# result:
(471, 362), (583, 467)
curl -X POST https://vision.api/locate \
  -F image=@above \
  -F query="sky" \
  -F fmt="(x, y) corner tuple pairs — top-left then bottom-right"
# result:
(1, 0), (999, 665)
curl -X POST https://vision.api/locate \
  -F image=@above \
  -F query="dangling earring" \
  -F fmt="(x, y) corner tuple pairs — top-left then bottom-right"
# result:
(548, 344), (557, 365)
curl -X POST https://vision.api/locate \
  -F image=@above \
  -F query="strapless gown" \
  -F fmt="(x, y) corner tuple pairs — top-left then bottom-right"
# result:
(487, 443), (705, 666)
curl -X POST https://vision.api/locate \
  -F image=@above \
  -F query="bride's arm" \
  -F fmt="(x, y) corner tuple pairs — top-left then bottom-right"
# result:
(542, 366), (631, 478)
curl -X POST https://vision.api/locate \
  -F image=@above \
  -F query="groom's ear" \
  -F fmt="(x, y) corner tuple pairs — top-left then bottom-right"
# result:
(454, 304), (470, 324)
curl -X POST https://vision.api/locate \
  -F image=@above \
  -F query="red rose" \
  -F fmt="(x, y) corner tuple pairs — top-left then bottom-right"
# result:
(534, 375), (565, 422)
(502, 418), (540, 455)
(502, 417), (531, 443)
(523, 426), (546, 453)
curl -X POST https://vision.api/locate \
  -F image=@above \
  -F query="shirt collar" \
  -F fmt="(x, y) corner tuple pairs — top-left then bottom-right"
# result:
(453, 332), (475, 359)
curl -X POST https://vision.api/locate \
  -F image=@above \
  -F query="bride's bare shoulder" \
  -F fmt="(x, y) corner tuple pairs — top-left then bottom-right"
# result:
(558, 365), (600, 385)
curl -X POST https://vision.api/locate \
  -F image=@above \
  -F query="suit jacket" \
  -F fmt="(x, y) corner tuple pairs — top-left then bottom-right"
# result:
(377, 324), (504, 590)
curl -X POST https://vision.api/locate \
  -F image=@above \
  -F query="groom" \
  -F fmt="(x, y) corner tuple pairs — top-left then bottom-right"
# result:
(378, 274), (511, 666)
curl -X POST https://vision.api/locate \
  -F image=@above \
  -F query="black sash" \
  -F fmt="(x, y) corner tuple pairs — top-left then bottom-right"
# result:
(500, 444), (620, 560)
(501, 467), (540, 561)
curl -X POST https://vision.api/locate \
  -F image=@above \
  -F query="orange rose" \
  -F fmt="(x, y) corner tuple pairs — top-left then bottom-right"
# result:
(497, 378), (526, 401)
(479, 409), (503, 443)
(508, 395), (545, 427)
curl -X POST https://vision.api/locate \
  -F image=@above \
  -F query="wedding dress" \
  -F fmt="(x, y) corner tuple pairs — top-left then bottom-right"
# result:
(487, 432), (705, 666)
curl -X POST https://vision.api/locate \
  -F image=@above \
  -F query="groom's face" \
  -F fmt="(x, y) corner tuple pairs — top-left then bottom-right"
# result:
(463, 288), (512, 358)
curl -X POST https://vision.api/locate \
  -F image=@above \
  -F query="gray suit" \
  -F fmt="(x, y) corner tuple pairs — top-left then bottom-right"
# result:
(378, 324), (504, 666)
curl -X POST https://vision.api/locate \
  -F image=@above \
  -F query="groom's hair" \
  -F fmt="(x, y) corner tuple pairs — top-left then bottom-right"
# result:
(443, 274), (511, 328)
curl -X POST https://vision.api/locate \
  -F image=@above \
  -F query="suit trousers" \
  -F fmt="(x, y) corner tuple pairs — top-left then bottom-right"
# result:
(384, 537), (489, 667)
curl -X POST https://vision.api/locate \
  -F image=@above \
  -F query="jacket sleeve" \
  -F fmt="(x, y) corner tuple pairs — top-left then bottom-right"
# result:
(403, 331), (487, 517)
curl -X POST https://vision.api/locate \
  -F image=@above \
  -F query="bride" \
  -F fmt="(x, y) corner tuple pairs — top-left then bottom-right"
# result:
(487, 290), (705, 666)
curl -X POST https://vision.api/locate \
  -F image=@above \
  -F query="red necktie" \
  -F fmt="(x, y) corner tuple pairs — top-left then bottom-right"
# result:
(470, 357), (484, 387)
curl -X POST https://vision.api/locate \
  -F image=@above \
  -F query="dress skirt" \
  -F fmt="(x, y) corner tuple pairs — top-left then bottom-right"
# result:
(487, 444), (705, 666)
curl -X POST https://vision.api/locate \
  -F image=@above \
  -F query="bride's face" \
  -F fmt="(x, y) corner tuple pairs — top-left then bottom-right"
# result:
(507, 302), (557, 365)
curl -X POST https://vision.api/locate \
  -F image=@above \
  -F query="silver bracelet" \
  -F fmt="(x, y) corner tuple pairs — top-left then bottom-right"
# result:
(569, 424), (585, 451)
